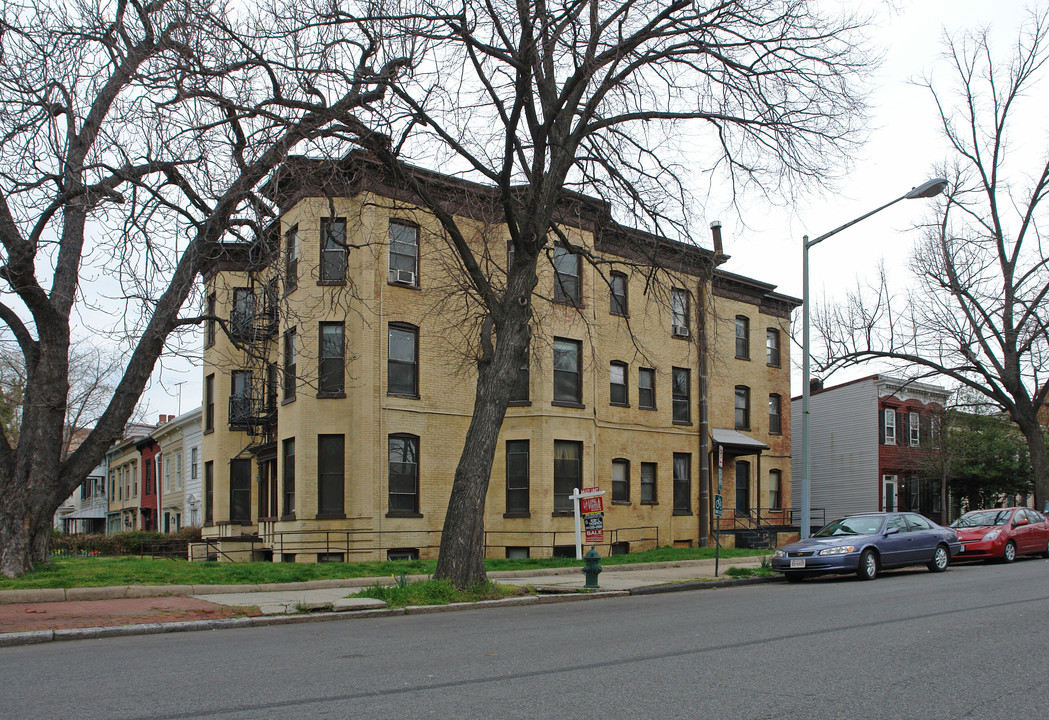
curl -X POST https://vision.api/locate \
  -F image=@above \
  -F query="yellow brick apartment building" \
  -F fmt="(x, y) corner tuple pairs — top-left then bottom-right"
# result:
(199, 154), (798, 562)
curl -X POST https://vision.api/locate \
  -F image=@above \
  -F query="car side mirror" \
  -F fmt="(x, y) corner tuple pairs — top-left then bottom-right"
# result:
(1015, 518), (1029, 527)
(885, 527), (899, 536)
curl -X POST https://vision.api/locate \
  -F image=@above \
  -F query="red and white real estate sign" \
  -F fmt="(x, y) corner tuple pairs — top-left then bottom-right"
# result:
(580, 488), (604, 543)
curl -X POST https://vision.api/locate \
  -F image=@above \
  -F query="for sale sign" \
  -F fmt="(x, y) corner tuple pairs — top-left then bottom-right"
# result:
(580, 488), (604, 543)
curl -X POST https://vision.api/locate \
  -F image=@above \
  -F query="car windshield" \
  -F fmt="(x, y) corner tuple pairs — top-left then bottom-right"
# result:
(814, 516), (883, 537)
(952, 510), (1011, 528)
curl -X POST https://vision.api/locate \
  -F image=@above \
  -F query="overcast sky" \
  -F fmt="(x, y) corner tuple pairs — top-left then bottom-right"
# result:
(136, 0), (1043, 418)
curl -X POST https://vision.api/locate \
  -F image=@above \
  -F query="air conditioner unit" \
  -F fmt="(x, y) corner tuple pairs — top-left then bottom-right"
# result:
(393, 269), (416, 285)
(672, 325), (689, 338)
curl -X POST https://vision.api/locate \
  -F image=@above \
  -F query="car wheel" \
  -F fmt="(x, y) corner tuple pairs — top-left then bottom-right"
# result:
(785, 573), (805, 584)
(856, 549), (877, 580)
(1002, 540), (1017, 563)
(928, 544), (949, 572)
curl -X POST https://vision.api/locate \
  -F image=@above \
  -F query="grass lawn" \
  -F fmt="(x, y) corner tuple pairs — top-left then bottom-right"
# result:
(0, 545), (769, 591)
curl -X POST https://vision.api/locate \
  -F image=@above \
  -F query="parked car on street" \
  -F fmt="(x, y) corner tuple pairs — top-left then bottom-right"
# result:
(950, 507), (1049, 562)
(772, 512), (962, 582)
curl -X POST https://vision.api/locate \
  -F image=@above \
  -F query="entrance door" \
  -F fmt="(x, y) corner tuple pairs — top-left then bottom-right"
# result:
(883, 475), (898, 512)
(735, 461), (751, 514)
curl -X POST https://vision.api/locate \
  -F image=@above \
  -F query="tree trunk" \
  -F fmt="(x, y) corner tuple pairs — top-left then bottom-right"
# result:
(1018, 417), (1048, 511)
(434, 304), (531, 588)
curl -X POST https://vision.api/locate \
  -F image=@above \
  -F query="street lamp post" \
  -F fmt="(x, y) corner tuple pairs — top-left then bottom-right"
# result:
(800, 178), (947, 538)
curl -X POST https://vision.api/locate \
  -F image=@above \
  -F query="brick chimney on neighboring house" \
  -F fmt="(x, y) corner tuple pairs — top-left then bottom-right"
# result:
(710, 221), (724, 256)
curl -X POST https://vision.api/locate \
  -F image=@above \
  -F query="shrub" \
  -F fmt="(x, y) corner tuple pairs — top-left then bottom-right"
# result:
(51, 527), (203, 557)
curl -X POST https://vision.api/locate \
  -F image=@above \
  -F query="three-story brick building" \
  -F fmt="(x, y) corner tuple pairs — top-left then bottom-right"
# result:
(200, 154), (799, 562)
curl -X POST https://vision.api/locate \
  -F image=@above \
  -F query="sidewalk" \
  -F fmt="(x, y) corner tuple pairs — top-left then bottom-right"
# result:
(0, 556), (773, 647)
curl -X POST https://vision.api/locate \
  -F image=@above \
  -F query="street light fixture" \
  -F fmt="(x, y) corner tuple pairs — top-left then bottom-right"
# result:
(799, 177), (947, 538)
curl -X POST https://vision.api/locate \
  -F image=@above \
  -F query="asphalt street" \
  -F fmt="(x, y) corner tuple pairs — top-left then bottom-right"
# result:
(2, 558), (1047, 719)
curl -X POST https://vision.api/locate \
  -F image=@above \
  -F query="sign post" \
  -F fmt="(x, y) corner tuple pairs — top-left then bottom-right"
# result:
(570, 487), (605, 560)
(715, 445), (723, 577)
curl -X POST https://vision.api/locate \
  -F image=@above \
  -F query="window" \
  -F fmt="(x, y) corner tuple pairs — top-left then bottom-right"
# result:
(317, 434), (345, 517)
(191, 447), (198, 480)
(553, 440), (582, 512)
(282, 438), (295, 518)
(231, 287), (255, 338)
(283, 328), (297, 401)
(553, 338), (582, 404)
(506, 440), (530, 515)
(673, 453), (691, 513)
(230, 459), (251, 523)
(205, 293), (216, 348)
(609, 362), (628, 406)
(388, 324), (419, 396)
(320, 217), (347, 283)
(319, 322), (344, 395)
(388, 434), (419, 515)
(768, 469), (782, 510)
(909, 411), (920, 446)
(176, 453), (183, 490)
(766, 328), (780, 366)
(204, 374), (214, 432)
(285, 225), (299, 291)
(734, 385), (750, 430)
(553, 245), (581, 304)
(204, 461), (213, 524)
(671, 288), (689, 337)
(164, 458), (172, 492)
(609, 271), (628, 316)
(638, 368), (655, 409)
(640, 462), (657, 504)
(768, 393), (782, 434)
(388, 221), (419, 286)
(612, 459), (629, 503)
(230, 370), (251, 430)
(672, 367), (690, 423)
(735, 316), (750, 359)
(509, 347), (529, 403)
(883, 409), (897, 445)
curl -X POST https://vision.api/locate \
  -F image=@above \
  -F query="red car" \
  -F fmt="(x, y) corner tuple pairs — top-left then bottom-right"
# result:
(951, 507), (1049, 562)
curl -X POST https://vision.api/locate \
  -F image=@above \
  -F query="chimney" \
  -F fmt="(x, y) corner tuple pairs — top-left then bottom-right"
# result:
(710, 221), (723, 255)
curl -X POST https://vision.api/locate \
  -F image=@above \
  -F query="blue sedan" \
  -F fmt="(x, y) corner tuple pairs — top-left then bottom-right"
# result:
(772, 512), (962, 582)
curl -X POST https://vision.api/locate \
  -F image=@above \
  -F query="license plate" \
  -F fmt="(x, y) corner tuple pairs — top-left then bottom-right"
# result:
(790, 559), (806, 568)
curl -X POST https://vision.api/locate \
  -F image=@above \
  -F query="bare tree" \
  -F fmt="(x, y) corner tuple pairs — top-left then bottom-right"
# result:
(355, 0), (870, 587)
(812, 10), (1049, 508)
(0, 0), (406, 578)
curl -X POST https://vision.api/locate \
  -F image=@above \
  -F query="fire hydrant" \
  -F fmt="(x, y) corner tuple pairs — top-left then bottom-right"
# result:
(582, 547), (602, 589)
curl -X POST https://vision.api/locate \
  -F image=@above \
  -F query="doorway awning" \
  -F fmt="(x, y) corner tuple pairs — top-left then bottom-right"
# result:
(712, 428), (769, 457)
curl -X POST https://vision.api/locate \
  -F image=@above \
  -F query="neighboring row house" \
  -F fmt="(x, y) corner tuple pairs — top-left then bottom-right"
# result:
(200, 153), (799, 562)
(790, 375), (951, 527)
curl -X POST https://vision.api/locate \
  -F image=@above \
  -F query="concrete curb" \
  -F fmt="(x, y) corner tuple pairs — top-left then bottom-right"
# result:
(628, 575), (778, 595)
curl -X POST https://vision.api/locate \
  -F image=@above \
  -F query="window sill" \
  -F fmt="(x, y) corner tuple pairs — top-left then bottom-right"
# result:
(507, 400), (532, 407)
(553, 298), (585, 309)
(387, 392), (420, 400)
(282, 396), (296, 406)
(280, 514), (296, 522)
(735, 426), (751, 432)
(610, 402), (630, 408)
(386, 511), (423, 519)
(318, 280), (347, 287)
(315, 512), (346, 520)
(672, 509), (693, 516)
(641, 501), (658, 506)
(316, 392), (346, 399)
(258, 516), (278, 523)
(769, 431), (782, 436)
(767, 363), (781, 369)
(503, 512), (531, 519)
(611, 500), (630, 506)
(387, 281), (420, 290)
(552, 400), (586, 410)
(204, 428), (214, 435)
(551, 510), (573, 517)
(672, 420), (693, 426)
(639, 405), (657, 411)
(736, 355), (751, 361)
